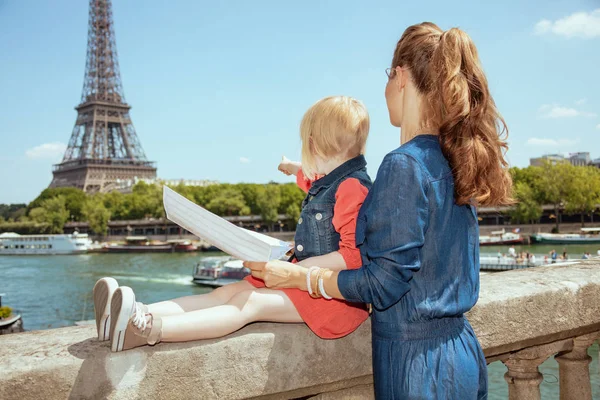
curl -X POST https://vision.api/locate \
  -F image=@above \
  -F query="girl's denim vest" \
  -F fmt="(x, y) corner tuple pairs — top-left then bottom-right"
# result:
(293, 155), (371, 262)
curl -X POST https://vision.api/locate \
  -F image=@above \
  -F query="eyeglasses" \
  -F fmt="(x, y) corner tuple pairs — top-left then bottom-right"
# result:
(385, 67), (396, 80)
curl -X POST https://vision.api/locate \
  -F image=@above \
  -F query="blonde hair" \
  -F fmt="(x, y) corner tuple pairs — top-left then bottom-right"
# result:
(300, 96), (369, 180)
(391, 23), (513, 206)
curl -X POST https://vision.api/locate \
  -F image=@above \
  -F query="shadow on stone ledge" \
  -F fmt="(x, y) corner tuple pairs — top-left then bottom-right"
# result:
(67, 336), (157, 399)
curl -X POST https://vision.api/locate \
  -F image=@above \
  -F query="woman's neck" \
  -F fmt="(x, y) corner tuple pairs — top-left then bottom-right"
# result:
(401, 125), (440, 144)
(400, 86), (439, 144)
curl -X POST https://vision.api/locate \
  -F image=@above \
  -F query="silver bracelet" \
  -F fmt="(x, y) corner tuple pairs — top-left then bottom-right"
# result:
(306, 266), (320, 295)
(318, 276), (333, 300)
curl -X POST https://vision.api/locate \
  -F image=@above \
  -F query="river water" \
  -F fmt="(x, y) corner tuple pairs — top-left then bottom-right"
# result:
(1, 243), (598, 399)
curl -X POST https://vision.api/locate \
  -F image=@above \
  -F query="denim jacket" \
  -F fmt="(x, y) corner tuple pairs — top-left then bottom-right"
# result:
(293, 155), (372, 261)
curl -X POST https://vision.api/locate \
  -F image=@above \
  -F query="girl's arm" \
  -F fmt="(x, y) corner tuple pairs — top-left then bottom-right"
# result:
(296, 251), (347, 271)
(296, 178), (368, 271)
(295, 168), (312, 193)
(278, 156), (312, 193)
(245, 153), (429, 307)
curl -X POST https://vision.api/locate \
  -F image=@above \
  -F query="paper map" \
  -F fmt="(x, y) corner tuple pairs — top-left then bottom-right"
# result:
(163, 186), (292, 261)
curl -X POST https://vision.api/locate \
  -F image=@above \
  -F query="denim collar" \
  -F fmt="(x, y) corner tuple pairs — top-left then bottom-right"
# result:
(308, 155), (367, 195)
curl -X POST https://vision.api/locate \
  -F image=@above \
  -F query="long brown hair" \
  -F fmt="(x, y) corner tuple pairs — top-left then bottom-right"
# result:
(392, 22), (513, 206)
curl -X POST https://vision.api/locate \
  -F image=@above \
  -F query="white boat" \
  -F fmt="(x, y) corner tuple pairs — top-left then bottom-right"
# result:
(479, 253), (577, 271)
(192, 256), (250, 287)
(479, 229), (524, 246)
(530, 227), (600, 245)
(0, 231), (93, 255)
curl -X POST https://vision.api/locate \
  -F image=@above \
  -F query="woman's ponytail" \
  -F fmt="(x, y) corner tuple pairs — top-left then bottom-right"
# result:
(393, 23), (513, 206)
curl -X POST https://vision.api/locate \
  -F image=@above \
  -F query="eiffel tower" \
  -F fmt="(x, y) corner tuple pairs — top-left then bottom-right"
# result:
(50, 0), (156, 193)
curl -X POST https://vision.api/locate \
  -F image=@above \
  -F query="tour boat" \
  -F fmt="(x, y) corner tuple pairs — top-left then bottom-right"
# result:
(167, 239), (199, 252)
(479, 253), (577, 272)
(0, 231), (92, 255)
(102, 237), (198, 253)
(530, 227), (600, 245)
(479, 229), (525, 246)
(192, 257), (250, 287)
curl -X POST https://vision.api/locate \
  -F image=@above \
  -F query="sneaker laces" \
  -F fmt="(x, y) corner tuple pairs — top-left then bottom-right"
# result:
(131, 303), (148, 331)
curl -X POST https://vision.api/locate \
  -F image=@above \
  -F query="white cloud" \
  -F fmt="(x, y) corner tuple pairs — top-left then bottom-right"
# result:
(527, 138), (580, 147)
(534, 9), (600, 38)
(538, 104), (597, 118)
(596, 123), (600, 130)
(239, 157), (251, 163)
(25, 142), (67, 160)
(575, 98), (587, 105)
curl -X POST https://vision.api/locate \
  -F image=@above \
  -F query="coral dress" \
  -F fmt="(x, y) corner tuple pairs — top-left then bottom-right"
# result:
(245, 169), (369, 339)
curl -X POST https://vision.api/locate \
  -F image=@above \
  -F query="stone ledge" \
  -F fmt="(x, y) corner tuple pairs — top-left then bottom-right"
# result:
(1, 261), (599, 399)
(469, 260), (600, 358)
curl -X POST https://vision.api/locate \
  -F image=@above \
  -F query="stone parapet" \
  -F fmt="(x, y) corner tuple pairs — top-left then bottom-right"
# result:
(1, 261), (599, 399)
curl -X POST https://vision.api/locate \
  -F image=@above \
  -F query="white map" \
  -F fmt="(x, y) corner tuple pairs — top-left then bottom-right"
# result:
(163, 186), (292, 261)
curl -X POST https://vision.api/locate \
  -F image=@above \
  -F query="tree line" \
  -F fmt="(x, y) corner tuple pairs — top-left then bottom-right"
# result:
(1, 161), (599, 236)
(510, 162), (600, 230)
(0, 182), (305, 236)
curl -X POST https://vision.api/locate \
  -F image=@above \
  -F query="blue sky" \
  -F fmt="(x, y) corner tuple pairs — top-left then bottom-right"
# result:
(1, 1), (599, 204)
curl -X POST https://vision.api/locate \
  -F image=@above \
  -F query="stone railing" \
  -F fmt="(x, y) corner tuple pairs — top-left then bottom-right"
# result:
(0, 261), (599, 400)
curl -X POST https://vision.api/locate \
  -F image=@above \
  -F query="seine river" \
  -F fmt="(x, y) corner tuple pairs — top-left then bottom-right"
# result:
(1, 243), (598, 399)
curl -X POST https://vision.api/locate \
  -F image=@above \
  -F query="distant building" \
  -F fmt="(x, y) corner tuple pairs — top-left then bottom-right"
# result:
(114, 177), (218, 193)
(530, 154), (567, 167)
(568, 152), (591, 166)
(591, 158), (600, 169)
(529, 152), (594, 167)
(159, 178), (219, 188)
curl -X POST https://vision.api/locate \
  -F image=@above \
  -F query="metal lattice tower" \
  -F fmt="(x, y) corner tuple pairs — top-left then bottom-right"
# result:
(50, 0), (156, 192)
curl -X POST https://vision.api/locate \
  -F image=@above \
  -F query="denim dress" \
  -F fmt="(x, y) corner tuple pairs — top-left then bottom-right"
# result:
(338, 135), (487, 399)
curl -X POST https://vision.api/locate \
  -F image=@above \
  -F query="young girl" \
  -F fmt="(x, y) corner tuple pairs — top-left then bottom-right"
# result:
(93, 96), (372, 352)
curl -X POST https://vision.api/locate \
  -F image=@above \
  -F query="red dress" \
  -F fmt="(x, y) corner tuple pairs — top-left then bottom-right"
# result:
(245, 169), (369, 339)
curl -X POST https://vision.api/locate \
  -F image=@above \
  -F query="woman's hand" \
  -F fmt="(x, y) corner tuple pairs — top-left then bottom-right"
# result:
(278, 156), (301, 176)
(243, 260), (307, 290)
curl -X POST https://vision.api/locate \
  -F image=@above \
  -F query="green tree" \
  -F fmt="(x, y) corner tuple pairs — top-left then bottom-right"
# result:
(238, 184), (261, 215)
(29, 188), (86, 221)
(509, 182), (543, 225)
(29, 207), (48, 224)
(285, 203), (302, 229)
(11, 208), (27, 221)
(278, 183), (305, 214)
(83, 195), (112, 236)
(206, 187), (250, 216)
(564, 167), (600, 226)
(536, 161), (576, 232)
(172, 182), (196, 202)
(194, 184), (227, 208)
(0, 203), (27, 220)
(256, 185), (281, 230)
(103, 191), (127, 220)
(41, 196), (69, 233)
(129, 182), (165, 219)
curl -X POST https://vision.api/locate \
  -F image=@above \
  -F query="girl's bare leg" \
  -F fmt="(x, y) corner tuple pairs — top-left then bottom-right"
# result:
(146, 280), (255, 317)
(160, 287), (303, 342)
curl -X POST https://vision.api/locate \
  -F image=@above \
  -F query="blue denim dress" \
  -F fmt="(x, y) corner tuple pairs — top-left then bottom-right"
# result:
(338, 135), (487, 399)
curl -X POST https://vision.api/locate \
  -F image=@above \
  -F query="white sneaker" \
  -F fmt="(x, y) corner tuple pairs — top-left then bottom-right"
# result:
(110, 286), (156, 352)
(93, 277), (119, 341)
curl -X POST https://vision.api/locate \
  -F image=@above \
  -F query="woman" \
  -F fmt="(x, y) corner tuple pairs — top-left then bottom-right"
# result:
(245, 22), (512, 399)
